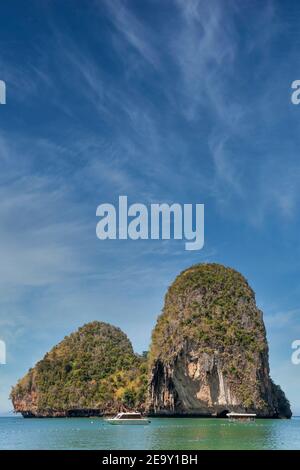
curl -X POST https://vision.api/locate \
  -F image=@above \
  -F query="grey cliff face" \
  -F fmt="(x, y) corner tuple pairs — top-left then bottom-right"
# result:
(149, 264), (291, 418)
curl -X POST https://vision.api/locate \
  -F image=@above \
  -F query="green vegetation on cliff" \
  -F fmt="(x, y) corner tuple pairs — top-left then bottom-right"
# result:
(11, 263), (291, 418)
(11, 322), (147, 414)
(150, 263), (265, 362)
(149, 263), (291, 417)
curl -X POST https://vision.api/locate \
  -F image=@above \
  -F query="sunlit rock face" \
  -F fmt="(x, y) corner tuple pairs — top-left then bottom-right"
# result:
(149, 263), (291, 418)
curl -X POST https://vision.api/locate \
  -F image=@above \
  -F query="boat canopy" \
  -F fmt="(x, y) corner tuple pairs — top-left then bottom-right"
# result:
(115, 412), (142, 419)
(227, 412), (257, 417)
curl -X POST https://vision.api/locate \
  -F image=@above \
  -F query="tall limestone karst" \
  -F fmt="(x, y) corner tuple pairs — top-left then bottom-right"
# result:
(149, 263), (291, 418)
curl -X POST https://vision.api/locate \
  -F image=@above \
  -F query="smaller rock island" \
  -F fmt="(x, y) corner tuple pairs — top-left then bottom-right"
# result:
(11, 322), (147, 417)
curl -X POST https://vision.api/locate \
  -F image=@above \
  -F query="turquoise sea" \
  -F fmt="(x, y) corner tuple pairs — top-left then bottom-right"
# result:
(0, 417), (300, 450)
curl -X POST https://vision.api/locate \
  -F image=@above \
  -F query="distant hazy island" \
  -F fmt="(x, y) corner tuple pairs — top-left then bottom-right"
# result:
(11, 263), (291, 418)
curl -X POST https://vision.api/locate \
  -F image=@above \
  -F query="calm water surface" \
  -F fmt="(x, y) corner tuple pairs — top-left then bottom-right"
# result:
(0, 417), (300, 450)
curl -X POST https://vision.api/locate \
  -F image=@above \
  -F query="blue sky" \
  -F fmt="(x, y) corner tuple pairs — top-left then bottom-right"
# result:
(1, 0), (300, 414)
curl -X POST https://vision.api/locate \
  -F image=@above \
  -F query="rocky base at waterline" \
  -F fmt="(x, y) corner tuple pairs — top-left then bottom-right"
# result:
(11, 263), (291, 419)
(149, 264), (291, 419)
(19, 409), (105, 418)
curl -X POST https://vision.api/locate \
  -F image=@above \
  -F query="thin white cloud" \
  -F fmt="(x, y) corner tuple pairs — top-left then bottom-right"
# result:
(103, 0), (160, 68)
(0, 133), (94, 289)
(265, 309), (300, 329)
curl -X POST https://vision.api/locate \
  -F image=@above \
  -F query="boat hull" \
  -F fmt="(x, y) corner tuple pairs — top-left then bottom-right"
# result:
(106, 419), (150, 425)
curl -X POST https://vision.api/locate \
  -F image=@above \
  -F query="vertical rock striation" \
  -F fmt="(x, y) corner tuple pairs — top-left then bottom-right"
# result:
(149, 264), (291, 418)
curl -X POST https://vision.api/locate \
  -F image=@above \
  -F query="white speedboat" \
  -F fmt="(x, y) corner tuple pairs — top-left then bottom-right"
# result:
(227, 412), (256, 422)
(106, 412), (150, 425)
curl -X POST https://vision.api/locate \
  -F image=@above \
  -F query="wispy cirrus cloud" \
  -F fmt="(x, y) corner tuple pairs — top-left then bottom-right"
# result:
(102, 0), (160, 69)
(0, 132), (93, 288)
(171, 0), (238, 121)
